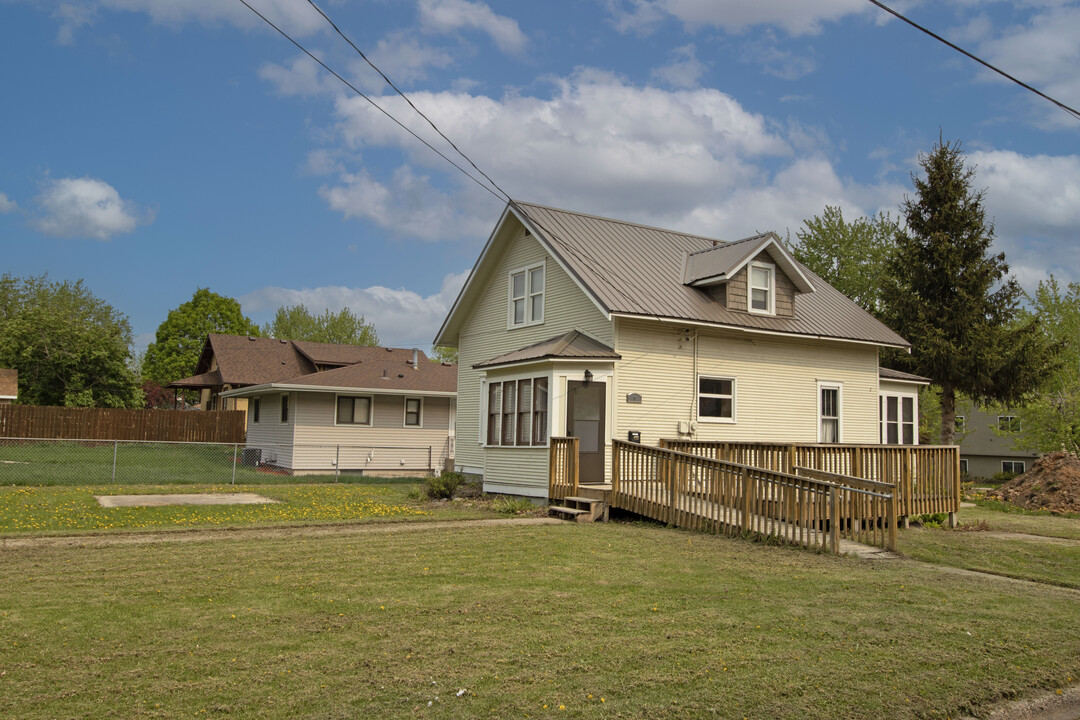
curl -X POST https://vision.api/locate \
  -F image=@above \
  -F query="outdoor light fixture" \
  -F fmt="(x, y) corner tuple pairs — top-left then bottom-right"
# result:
(583, 369), (593, 386)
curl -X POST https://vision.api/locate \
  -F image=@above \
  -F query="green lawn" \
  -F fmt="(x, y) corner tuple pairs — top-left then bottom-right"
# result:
(2, 522), (1077, 719)
(899, 504), (1080, 588)
(0, 483), (502, 535)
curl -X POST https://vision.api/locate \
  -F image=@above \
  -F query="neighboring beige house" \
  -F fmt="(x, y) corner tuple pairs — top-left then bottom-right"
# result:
(955, 404), (1039, 478)
(0, 369), (17, 405)
(173, 335), (457, 476)
(435, 201), (915, 498)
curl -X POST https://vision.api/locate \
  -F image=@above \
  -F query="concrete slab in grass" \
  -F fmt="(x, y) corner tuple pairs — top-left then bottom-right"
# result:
(96, 493), (279, 508)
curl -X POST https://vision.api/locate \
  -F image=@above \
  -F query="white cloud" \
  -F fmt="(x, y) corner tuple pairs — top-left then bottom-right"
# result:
(418, 0), (527, 54)
(739, 34), (816, 80)
(239, 270), (471, 348)
(0, 192), (18, 214)
(258, 54), (338, 97)
(650, 44), (707, 89)
(32, 177), (151, 240)
(52, 3), (95, 44)
(608, 0), (869, 37)
(367, 31), (455, 85)
(95, 0), (326, 35)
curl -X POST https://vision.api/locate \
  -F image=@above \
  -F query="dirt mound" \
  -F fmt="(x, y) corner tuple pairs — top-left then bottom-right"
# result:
(993, 452), (1080, 514)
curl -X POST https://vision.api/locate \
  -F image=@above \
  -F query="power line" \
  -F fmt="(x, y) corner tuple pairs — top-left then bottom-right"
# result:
(865, 0), (1080, 122)
(236, 0), (507, 202)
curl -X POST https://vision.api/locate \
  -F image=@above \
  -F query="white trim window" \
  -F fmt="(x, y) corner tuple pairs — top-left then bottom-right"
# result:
(280, 394), (290, 424)
(879, 393), (917, 445)
(251, 397), (260, 424)
(336, 395), (372, 426)
(818, 383), (842, 443)
(508, 262), (545, 328)
(998, 415), (1021, 433)
(404, 397), (422, 427)
(485, 377), (549, 447)
(1002, 460), (1025, 474)
(697, 376), (735, 422)
(959, 458), (969, 474)
(955, 415), (966, 434)
(748, 262), (775, 315)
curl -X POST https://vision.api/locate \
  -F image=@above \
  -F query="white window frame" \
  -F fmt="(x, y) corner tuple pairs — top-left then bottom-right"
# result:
(1002, 460), (1025, 474)
(959, 458), (969, 474)
(879, 391), (918, 446)
(818, 382), (843, 443)
(748, 261), (775, 316)
(998, 415), (1021, 433)
(507, 261), (545, 329)
(696, 375), (736, 424)
(955, 415), (966, 434)
(482, 375), (550, 447)
(335, 394), (373, 427)
(403, 397), (423, 428)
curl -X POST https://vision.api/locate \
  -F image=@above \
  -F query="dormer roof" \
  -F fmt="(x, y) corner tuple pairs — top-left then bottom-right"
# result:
(683, 232), (816, 294)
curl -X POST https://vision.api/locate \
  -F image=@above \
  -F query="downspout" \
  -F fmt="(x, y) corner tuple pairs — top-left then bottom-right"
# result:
(691, 330), (699, 437)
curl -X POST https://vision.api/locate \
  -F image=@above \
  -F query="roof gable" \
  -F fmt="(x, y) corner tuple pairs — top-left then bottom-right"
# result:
(683, 233), (815, 294)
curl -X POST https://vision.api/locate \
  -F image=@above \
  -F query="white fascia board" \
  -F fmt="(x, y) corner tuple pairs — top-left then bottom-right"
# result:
(221, 384), (456, 398)
(433, 203), (516, 348)
(508, 203), (612, 322)
(879, 376), (930, 387)
(476, 356), (618, 374)
(611, 313), (910, 350)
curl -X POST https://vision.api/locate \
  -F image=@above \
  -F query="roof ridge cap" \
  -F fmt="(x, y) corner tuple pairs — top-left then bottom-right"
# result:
(513, 200), (727, 244)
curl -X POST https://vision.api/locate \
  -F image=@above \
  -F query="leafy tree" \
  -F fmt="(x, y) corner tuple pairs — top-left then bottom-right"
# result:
(1012, 277), (1080, 453)
(430, 345), (458, 364)
(141, 379), (179, 409)
(790, 205), (899, 312)
(142, 288), (259, 386)
(880, 138), (1058, 445)
(0, 274), (142, 407)
(264, 304), (378, 345)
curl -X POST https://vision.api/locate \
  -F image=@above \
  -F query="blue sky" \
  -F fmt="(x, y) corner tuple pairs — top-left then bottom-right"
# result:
(2, 0), (1078, 353)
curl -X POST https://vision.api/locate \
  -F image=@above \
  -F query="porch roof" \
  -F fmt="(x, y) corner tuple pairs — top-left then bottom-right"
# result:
(878, 367), (931, 385)
(474, 330), (620, 369)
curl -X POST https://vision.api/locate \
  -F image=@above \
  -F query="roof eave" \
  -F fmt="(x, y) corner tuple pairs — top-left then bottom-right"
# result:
(220, 383), (457, 398)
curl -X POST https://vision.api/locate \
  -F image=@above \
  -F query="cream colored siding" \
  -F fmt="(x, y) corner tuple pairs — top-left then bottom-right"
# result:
(245, 392), (296, 467)
(455, 222), (611, 486)
(483, 447), (550, 496)
(612, 317), (881, 447)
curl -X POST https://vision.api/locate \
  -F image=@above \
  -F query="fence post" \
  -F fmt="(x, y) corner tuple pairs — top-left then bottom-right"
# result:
(887, 489), (898, 552)
(611, 440), (620, 488)
(740, 466), (752, 533)
(336, 445), (341, 482)
(829, 487), (840, 554)
(112, 440), (118, 483)
(232, 443), (238, 485)
(428, 445), (433, 475)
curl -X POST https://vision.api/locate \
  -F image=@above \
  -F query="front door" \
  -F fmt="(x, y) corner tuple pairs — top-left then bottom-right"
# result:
(566, 380), (606, 484)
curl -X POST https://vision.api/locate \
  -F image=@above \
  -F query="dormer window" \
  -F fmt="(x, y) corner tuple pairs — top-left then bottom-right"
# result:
(508, 262), (544, 329)
(749, 262), (775, 315)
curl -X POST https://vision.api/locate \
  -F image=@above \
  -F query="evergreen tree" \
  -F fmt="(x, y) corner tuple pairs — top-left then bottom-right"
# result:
(880, 138), (1057, 445)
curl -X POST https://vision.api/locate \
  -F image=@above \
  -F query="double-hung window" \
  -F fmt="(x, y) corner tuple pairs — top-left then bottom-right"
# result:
(251, 398), (260, 424)
(697, 376), (735, 422)
(819, 384), (841, 443)
(748, 262), (775, 315)
(509, 263), (544, 328)
(337, 396), (372, 425)
(404, 398), (422, 427)
(485, 377), (549, 446)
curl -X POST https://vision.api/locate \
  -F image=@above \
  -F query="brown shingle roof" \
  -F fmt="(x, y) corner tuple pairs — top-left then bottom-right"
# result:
(272, 357), (456, 394)
(169, 369), (222, 389)
(474, 330), (620, 369)
(501, 201), (908, 348)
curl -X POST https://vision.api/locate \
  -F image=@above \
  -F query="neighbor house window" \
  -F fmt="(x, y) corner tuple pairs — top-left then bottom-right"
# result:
(280, 394), (290, 423)
(485, 377), (549, 446)
(959, 459), (969, 474)
(508, 262), (544, 328)
(819, 384), (841, 443)
(251, 398), (260, 424)
(748, 262), (775, 315)
(998, 415), (1021, 433)
(336, 395), (372, 425)
(404, 398), (422, 427)
(1002, 460), (1025, 474)
(698, 376), (735, 422)
(879, 393), (916, 445)
(956, 415), (966, 434)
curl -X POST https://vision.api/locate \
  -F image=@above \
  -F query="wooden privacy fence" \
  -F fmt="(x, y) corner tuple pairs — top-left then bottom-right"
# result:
(0, 406), (246, 443)
(612, 439), (897, 552)
(659, 439), (958, 518)
(549, 437), (579, 501)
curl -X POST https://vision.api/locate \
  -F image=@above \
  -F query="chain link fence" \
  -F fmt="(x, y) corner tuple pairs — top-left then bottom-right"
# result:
(0, 437), (449, 486)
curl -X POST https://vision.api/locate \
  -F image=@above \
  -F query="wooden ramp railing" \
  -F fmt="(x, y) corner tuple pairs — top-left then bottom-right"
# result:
(660, 440), (958, 519)
(612, 440), (898, 553)
(549, 437), (579, 501)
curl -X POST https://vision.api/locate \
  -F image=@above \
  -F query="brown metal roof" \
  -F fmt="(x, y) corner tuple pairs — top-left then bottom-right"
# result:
(879, 367), (931, 384)
(508, 201), (909, 348)
(474, 330), (621, 369)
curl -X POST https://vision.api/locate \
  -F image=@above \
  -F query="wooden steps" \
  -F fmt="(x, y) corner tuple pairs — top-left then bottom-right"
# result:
(548, 495), (608, 523)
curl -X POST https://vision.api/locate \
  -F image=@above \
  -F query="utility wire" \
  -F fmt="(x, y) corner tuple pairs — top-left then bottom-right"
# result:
(237, 0), (507, 202)
(865, 0), (1080, 122)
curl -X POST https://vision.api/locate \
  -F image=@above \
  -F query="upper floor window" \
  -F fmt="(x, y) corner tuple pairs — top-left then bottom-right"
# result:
(998, 415), (1021, 433)
(509, 262), (545, 328)
(748, 262), (775, 315)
